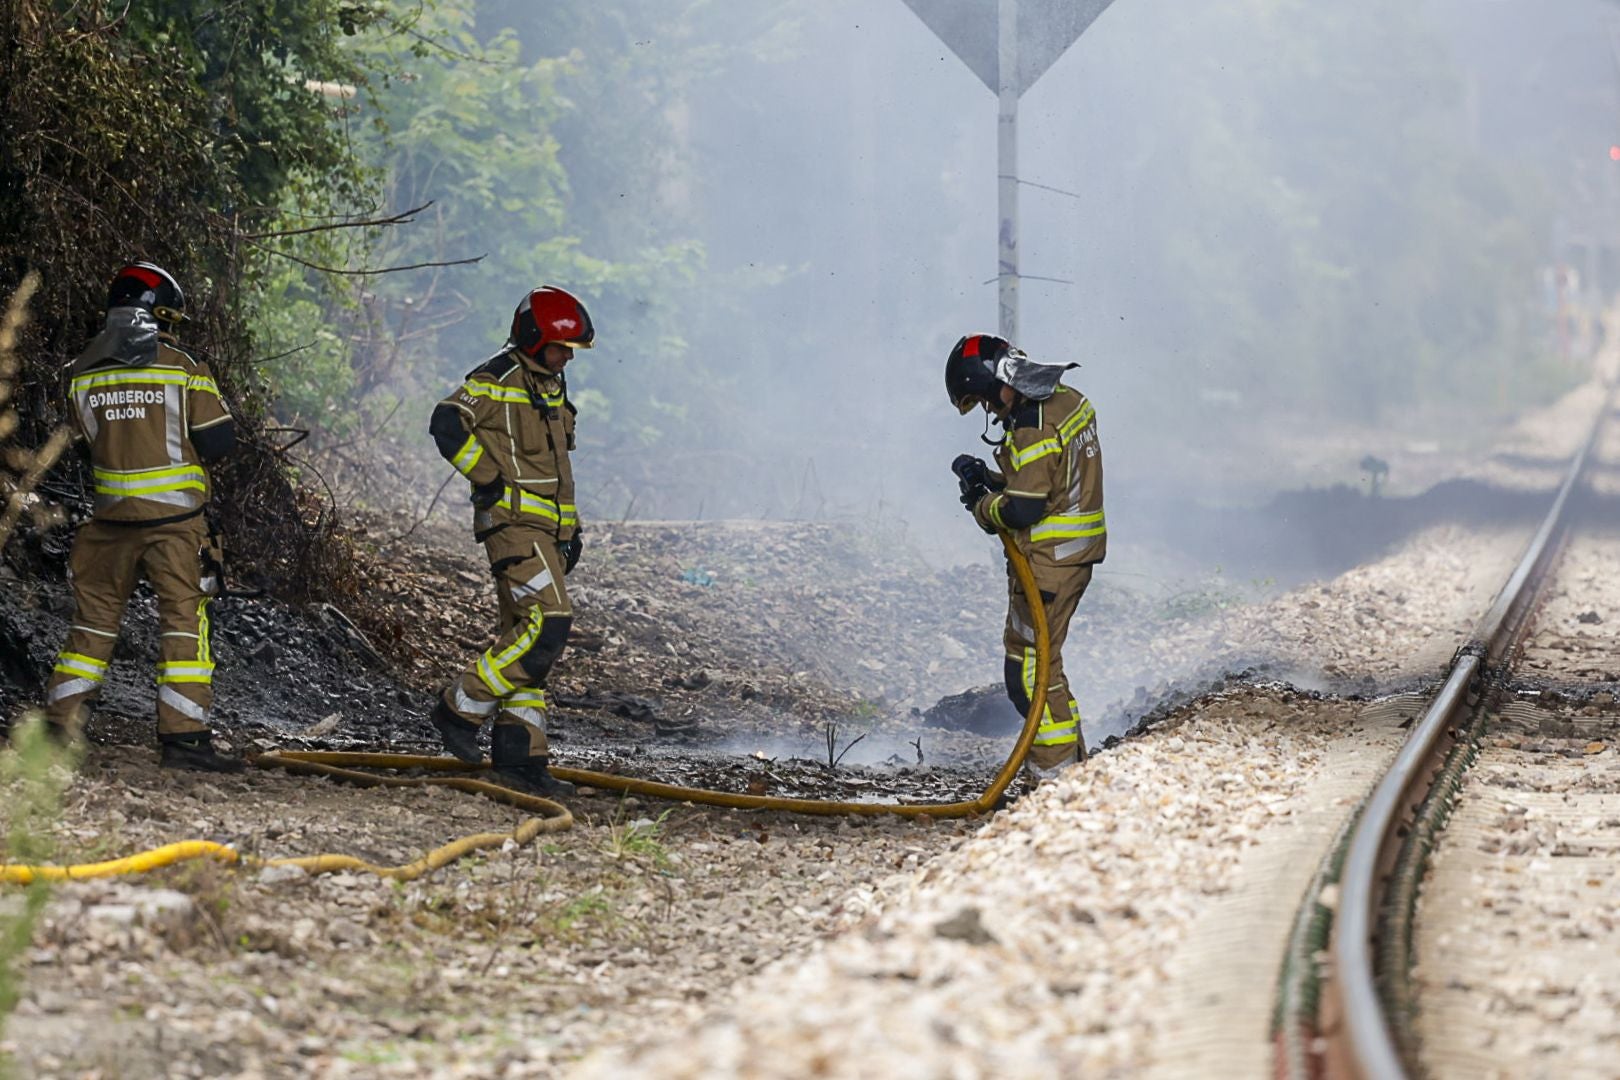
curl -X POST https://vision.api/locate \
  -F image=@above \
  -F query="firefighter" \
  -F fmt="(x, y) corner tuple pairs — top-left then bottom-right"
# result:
(427, 286), (594, 798)
(946, 333), (1105, 780)
(42, 262), (239, 770)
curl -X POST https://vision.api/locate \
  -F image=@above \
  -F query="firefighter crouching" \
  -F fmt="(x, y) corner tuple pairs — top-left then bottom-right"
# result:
(946, 333), (1105, 780)
(427, 286), (594, 798)
(41, 263), (240, 771)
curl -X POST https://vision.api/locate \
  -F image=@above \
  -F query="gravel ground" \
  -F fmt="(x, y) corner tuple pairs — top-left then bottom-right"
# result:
(1412, 519), (1620, 1079)
(1518, 530), (1620, 682)
(569, 687), (1394, 1078)
(2, 749), (971, 1078)
(0, 510), (1543, 1079)
(1412, 703), (1620, 1080)
(1139, 522), (1532, 689)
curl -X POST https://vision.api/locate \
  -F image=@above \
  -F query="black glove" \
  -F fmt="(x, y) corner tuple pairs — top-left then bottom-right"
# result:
(470, 478), (504, 510)
(561, 530), (583, 574)
(952, 455), (989, 515)
(951, 454), (992, 491)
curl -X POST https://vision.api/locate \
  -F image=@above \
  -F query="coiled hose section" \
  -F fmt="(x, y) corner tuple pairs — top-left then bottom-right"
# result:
(0, 762), (573, 884)
(2, 535), (1050, 882)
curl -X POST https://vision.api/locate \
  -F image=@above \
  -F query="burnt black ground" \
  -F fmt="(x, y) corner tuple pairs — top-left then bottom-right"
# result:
(0, 565), (436, 752)
(0, 536), (1025, 805)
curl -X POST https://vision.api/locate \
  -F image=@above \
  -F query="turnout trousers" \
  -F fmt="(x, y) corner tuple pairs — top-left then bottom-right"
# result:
(44, 515), (216, 740)
(1004, 558), (1093, 777)
(439, 525), (572, 760)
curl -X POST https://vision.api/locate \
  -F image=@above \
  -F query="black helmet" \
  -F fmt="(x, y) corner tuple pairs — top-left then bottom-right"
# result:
(107, 262), (188, 331)
(945, 333), (1009, 414)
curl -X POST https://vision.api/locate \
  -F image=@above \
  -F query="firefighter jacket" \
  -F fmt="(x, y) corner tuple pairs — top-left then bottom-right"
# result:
(64, 312), (235, 525)
(430, 349), (579, 541)
(976, 383), (1106, 566)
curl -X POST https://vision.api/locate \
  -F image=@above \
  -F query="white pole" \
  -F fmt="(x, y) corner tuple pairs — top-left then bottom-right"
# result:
(998, 0), (1019, 341)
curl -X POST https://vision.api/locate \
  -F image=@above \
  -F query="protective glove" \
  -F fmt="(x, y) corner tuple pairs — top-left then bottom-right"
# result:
(470, 478), (504, 510)
(561, 530), (583, 574)
(958, 481), (988, 513)
(951, 454), (992, 491)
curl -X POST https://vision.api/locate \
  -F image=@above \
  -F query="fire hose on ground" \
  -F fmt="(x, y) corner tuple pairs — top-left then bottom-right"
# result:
(0, 535), (1050, 884)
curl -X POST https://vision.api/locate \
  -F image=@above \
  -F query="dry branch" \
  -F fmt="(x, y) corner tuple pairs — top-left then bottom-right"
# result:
(248, 240), (485, 277)
(241, 200), (435, 241)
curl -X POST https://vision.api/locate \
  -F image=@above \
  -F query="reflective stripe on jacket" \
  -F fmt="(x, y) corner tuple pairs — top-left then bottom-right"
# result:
(434, 350), (578, 540)
(990, 383), (1106, 566)
(65, 342), (231, 523)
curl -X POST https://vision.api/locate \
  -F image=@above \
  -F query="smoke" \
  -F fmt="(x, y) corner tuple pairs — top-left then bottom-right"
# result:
(405, 0), (1620, 720)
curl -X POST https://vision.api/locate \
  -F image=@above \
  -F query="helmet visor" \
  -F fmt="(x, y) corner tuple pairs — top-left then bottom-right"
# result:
(953, 395), (980, 416)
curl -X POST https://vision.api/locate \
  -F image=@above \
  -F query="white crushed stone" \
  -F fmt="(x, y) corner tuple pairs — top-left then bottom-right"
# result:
(1414, 713), (1620, 1079)
(1414, 522), (1620, 1078)
(1142, 522), (1532, 685)
(571, 692), (1381, 1078)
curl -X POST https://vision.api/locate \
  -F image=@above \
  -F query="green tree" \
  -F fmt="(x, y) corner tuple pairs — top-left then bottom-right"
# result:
(1094, 0), (1552, 420)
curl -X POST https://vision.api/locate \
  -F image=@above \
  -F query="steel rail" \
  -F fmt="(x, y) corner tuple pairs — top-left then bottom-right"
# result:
(1332, 386), (1613, 1079)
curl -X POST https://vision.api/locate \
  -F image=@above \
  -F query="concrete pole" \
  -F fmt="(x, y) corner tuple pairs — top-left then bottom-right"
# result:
(998, 0), (1019, 342)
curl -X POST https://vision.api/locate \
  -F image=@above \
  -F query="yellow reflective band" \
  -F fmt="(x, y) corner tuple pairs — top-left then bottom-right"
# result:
(71, 369), (188, 391)
(157, 661), (214, 684)
(497, 489), (578, 526)
(53, 653), (108, 680)
(1034, 721), (1078, 746)
(94, 478), (206, 498)
(506, 691), (546, 708)
(452, 435), (485, 476)
(492, 616), (542, 669)
(477, 652), (517, 696)
(1010, 438), (1061, 470)
(92, 464), (208, 497)
(987, 495), (1007, 530)
(540, 391), (565, 408)
(187, 375), (222, 397)
(1021, 649), (1051, 721)
(197, 599), (212, 666)
(93, 466), (205, 485)
(1029, 510), (1107, 543)
(461, 382), (530, 404)
(479, 613), (544, 695)
(1057, 401), (1095, 444)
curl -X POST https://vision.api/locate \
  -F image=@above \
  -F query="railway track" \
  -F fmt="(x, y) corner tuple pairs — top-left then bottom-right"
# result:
(1276, 378), (1620, 1079)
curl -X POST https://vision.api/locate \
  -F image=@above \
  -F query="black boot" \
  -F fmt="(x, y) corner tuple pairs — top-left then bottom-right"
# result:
(430, 698), (485, 764)
(490, 724), (574, 798)
(491, 756), (576, 799)
(159, 732), (244, 773)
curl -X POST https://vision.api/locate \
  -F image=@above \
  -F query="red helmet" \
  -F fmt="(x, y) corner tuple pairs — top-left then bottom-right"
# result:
(511, 286), (594, 356)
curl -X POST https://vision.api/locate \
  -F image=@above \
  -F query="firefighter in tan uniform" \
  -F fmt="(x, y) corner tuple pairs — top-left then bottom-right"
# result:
(42, 263), (239, 771)
(946, 333), (1105, 779)
(427, 286), (593, 798)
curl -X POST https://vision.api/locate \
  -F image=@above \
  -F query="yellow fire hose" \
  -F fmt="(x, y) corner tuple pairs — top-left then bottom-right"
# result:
(1, 536), (1049, 882)
(0, 760), (572, 884)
